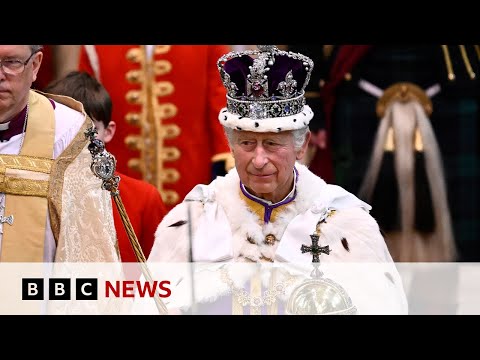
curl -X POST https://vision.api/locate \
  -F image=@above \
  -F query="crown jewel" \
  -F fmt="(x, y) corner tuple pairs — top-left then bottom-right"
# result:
(217, 45), (314, 124)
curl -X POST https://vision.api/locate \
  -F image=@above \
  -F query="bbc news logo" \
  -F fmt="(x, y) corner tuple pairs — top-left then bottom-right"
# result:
(22, 278), (171, 300)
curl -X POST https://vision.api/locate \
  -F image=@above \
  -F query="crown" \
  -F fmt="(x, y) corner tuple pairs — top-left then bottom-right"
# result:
(217, 45), (315, 132)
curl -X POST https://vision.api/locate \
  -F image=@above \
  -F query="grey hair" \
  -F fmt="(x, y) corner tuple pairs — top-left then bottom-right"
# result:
(223, 126), (310, 151)
(30, 45), (43, 53)
(223, 127), (233, 150)
(292, 126), (310, 151)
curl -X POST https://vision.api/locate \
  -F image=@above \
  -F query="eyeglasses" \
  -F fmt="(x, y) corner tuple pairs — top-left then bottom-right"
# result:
(0, 50), (38, 76)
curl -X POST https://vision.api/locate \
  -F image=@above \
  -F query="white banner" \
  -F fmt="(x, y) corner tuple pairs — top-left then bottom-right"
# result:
(0, 262), (478, 315)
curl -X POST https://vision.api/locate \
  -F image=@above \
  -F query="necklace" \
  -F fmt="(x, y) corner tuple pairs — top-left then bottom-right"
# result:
(220, 266), (298, 314)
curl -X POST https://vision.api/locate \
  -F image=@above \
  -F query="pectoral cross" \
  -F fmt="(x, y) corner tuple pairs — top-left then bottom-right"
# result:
(301, 233), (331, 263)
(0, 214), (14, 226)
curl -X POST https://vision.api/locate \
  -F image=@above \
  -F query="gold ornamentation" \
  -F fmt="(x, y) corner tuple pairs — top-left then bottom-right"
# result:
(127, 158), (142, 173)
(126, 48), (143, 63)
(441, 45), (455, 81)
(220, 267), (297, 315)
(125, 90), (142, 104)
(124, 113), (141, 126)
(305, 90), (321, 98)
(286, 274), (357, 315)
(474, 45), (480, 61)
(376, 82), (431, 153)
(159, 147), (181, 162)
(459, 45), (476, 80)
(376, 82), (432, 119)
(159, 124), (181, 139)
(125, 70), (143, 84)
(124, 135), (143, 151)
(159, 168), (180, 183)
(154, 60), (172, 76)
(0, 154), (52, 174)
(154, 45), (171, 55)
(156, 103), (178, 119)
(0, 178), (49, 197)
(323, 45), (334, 59)
(264, 233), (277, 245)
(155, 81), (174, 97)
(316, 208), (336, 228)
(211, 152), (235, 172)
(161, 190), (179, 205)
(49, 117), (92, 244)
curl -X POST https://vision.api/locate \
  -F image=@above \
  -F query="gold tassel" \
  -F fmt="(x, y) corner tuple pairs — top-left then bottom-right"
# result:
(459, 45), (476, 79)
(384, 127), (395, 151)
(384, 126), (423, 152)
(474, 45), (480, 61)
(441, 45), (456, 81)
(414, 128), (424, 152)
(323, 45), (335, 59)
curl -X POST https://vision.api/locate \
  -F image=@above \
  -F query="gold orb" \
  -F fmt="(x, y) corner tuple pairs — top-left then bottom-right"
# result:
(286, 278), (357, 315)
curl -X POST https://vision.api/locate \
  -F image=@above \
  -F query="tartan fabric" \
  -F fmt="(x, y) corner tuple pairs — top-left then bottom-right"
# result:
(328, 45), (480, 261)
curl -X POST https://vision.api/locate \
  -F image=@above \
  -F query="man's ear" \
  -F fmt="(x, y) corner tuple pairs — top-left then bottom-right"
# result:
(31, 51), (43, 82)
(103, 121), (116, 144)
(296, 130), (311, 161)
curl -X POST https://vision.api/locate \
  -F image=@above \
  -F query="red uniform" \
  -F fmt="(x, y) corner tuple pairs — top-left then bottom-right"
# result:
(78, 45), (233, 210)
(112, 172), (167, 263)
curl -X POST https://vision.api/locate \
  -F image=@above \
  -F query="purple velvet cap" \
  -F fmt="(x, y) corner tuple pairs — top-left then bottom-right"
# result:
(223, 54), (310, 100)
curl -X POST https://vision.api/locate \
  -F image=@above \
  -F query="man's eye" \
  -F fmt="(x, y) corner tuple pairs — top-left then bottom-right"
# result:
(3, 60), (22, 67)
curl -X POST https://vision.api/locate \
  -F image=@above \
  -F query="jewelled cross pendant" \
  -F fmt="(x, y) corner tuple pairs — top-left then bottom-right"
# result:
(301, 233), (331, 262)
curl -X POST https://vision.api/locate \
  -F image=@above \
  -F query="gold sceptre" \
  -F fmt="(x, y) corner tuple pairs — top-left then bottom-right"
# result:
(85, 126), (168, 315)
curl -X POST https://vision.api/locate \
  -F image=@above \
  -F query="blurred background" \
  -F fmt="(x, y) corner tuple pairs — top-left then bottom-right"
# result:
(34, 45), (479, 262)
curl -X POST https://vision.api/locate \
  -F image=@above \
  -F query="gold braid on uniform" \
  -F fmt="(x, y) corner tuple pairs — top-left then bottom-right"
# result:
(441, 45), (455, 81)
(441, 45), (479, 81)
(459, 45), (476, 79)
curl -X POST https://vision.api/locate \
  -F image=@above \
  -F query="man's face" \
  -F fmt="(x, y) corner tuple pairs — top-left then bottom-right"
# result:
(232, 130), (308, 203)
(0, 46), (42, 122)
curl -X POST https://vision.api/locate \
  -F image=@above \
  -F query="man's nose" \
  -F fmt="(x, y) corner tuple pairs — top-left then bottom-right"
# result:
(252, 145), (268, 168)
(0, 65), (7, 79)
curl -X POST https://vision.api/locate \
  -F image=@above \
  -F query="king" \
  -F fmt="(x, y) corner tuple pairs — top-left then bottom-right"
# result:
(144, 45), (409, 315)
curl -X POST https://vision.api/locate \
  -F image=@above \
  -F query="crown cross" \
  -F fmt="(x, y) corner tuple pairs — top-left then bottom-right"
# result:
(222, 72), (239, 97)
(247, 53), (270, 99)
(256, 45), (277, 52)
(277, 70), (298, 98)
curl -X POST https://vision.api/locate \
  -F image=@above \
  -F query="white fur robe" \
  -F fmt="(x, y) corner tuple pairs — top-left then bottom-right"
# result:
(144, 163), (408, 314)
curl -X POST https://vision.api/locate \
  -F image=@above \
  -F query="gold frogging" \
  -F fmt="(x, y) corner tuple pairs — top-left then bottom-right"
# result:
(123, 45), (181, 205)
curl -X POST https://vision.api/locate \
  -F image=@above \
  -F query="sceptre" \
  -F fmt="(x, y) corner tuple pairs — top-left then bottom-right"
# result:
(85, 126), (168, 315)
